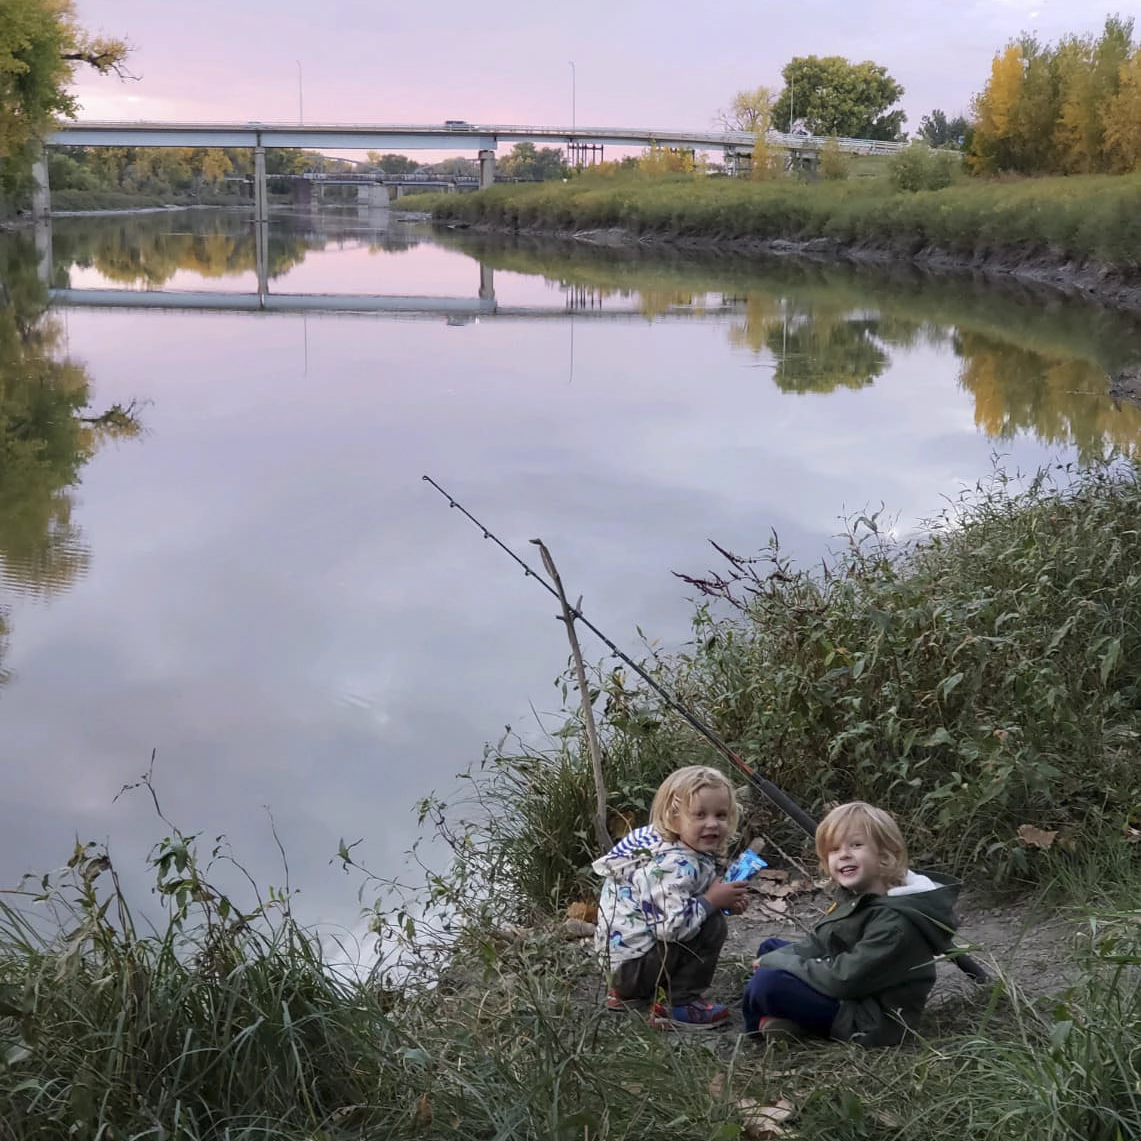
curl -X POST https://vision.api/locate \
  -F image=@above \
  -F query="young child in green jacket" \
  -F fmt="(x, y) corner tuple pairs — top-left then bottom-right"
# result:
(742, 801), (960, 1047)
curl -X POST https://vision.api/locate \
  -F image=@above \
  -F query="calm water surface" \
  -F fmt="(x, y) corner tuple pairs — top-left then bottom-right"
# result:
(2, 206), (1140, 934)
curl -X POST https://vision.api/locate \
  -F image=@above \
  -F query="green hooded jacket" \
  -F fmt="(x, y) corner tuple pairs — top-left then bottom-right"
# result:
(755, 871), (960, 1047)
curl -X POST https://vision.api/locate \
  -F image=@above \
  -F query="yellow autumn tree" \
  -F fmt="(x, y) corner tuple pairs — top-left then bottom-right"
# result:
(968, 44), (1024, 173)
(1053, 18), (1132, 173)
(637, 146), (700, 175)
(1102, 48), (1141, 171)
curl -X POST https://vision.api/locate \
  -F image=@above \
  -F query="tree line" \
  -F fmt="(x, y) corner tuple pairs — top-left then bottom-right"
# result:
(718, 13), (1138, 177)
(970, 14), (1139, 175)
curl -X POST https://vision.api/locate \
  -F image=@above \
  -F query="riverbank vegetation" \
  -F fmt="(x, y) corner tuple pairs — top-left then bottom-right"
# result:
(2, 461), (1140, 1139)
(410, 167), (1141, 275)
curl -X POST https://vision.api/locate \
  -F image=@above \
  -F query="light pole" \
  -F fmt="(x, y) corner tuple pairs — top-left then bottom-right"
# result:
(294, 59), (304, 124)
(569, 60), (576, 131)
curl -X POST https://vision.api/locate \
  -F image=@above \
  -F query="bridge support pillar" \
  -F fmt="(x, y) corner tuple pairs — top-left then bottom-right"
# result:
(31, 149), (51, 219)
(254, 214), (269, 300)
(357, 182), (387, 208)
(478, 149), (495, 189)
(253, 145), (268, 223)
(35, 219), (53, 287)
(478, 262), (494, 301)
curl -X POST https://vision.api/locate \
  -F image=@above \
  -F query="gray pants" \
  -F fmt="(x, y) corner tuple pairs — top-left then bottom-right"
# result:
(612, 911), (727, 1005)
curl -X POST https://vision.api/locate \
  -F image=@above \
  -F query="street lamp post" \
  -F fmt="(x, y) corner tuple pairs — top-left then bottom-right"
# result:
(294, 59), (304, 124)
(569, 60), (576, 131)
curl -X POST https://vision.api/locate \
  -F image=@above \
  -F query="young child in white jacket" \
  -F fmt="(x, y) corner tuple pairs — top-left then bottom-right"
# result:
(593, 765), (749, 1031)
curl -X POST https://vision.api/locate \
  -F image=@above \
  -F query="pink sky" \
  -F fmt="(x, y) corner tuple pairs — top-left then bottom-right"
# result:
(70, 0), (1136, 138)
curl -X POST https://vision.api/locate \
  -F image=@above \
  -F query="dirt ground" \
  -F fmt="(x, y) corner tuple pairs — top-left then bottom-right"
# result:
(714, 871), (1077, 1020)
(568, 866), (1080, 1036)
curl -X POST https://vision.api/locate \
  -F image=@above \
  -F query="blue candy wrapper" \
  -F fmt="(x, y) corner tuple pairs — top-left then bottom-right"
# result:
(721, 849), (767, 912)
(723, 848), (767, 882)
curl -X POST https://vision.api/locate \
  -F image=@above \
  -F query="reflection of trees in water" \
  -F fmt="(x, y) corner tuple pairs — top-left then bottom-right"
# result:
(767, 316), (888, 393)
(0, 238), (142, 617)
(51, 210), (422, 289)
(954, 330), (1141, 461)
(53, 214), (310, 287)
(729, 297), (892, 393)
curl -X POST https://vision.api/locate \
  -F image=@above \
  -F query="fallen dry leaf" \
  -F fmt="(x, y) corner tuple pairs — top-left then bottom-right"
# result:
(735, 1097), (796, 1139)
(754, 868), (790, 883)
(707, 1072), (726, 1099)
(413, 1093), (432, 1129)
(1017, 824), (1058, 850)
(566, 901), (598, 924)
(1124, 825), (1141, 845)
(756, 882), (799, 899)
(759, 898), (790, 917)
(562, 918), (595, 939)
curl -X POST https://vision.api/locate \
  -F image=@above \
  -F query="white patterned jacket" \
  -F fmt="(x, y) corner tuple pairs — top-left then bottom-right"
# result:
(592, 825), (719, 969)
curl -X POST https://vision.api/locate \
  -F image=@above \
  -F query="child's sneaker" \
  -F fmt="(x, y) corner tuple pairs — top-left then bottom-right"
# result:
(604, 988), (647, 1013)
(648, 1000), (730, 1031)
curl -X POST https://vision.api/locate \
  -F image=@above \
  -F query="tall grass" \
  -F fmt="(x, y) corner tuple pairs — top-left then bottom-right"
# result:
(790, 908), (1141, 1141)
(410, 171), (1141, 271)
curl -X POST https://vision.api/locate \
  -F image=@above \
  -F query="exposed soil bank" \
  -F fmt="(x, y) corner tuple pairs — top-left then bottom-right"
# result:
(444, 219), (1141, 316)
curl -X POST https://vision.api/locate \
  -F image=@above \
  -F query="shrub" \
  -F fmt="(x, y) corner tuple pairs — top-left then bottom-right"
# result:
(890, 142), (960, 191)
(819, 137), (852, 181)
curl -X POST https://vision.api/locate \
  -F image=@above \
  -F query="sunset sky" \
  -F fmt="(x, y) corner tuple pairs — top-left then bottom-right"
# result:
(69, 0), (1135, 140)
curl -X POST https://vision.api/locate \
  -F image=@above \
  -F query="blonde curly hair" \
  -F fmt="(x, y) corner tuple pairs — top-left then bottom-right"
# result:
(650, 765), (739, 855)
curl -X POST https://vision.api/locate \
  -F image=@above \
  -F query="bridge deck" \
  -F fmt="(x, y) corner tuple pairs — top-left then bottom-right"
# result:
(48, 120), (907, 156)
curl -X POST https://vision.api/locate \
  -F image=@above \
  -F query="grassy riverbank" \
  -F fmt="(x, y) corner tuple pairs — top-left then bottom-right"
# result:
(2, 464), (1140, 1139)
(411, 170), (1141, 286)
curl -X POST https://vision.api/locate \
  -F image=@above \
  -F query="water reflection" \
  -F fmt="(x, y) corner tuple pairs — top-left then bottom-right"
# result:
(0, 235), (141, 606)
(49, 207), (421, 290)
(437, 231), (1141, 459)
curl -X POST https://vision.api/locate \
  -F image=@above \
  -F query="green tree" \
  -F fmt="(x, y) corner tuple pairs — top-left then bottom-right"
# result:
(770, 56), (905, 139)
(365, 152), (422, 175)
(497, 142), (567, 181)
(1054, 15), (1133, 173)
(917, 109), (971, 148)
(0, 0), (129, 202)
(1103, 47), (1141, 171)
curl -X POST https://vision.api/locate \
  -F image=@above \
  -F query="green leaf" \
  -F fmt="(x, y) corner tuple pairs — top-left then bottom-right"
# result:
(939, 672), (964, 700)
(923, 727), (954, 748)
(1100, 637), (1122, 684)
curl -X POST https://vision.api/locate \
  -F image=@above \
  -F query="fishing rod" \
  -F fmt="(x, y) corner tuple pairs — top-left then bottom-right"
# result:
(424, 475), (990, 983)
(424, 473), (816, 837)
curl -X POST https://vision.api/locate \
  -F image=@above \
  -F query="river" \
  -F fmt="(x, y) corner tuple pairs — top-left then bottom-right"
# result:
(2, 204), (1140, 942)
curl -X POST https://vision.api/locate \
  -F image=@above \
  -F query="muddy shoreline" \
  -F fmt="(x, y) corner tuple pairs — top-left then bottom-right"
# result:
(441, 219), (1141, 316)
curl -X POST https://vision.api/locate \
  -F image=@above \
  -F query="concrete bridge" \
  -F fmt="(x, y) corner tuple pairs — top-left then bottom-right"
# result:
(36, 119), (908, 219)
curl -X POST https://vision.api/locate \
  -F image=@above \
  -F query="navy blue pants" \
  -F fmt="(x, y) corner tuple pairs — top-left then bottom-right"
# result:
(741, 937), (840, 1036)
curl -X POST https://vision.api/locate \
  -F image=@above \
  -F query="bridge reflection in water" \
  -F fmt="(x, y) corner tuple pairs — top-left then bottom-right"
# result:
(47, 280), (750, 321)
(41, 216), (746, 321)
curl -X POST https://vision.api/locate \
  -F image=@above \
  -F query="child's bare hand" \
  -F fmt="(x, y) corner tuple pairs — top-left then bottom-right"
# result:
(705, 878), (749, 914)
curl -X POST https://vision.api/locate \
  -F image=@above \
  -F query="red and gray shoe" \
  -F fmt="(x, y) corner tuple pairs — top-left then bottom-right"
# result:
(648, 1000), (730, 1031)
(604, 988), (649, 1013)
